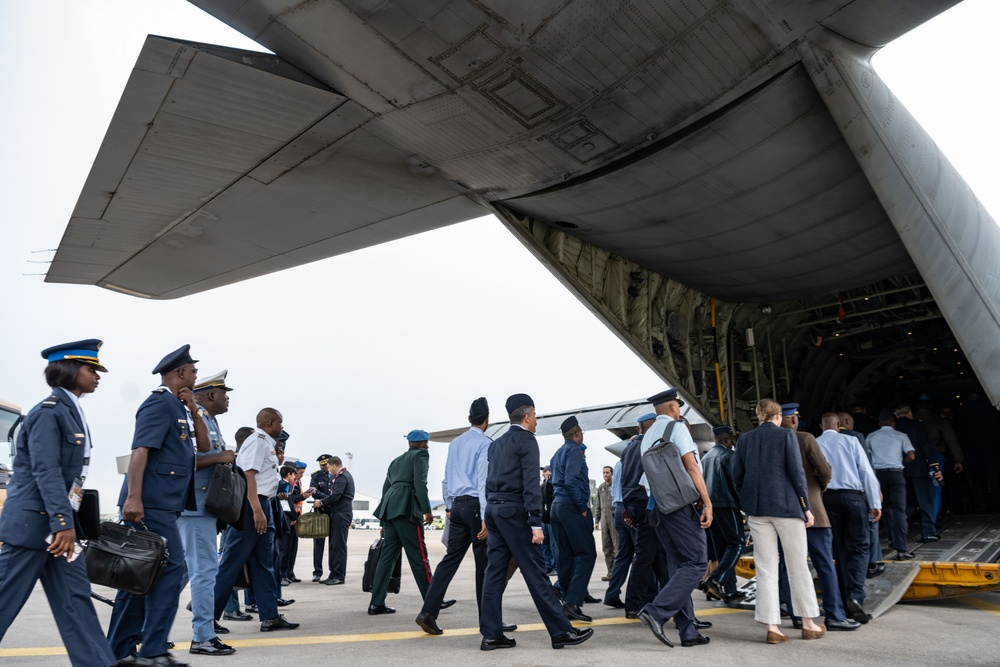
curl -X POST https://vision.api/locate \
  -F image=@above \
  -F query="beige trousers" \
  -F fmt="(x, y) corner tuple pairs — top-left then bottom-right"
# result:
(747, 515), (819, 624)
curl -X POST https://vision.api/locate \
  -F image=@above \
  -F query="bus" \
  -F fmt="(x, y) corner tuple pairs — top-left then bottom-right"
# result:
(0, 398), (22, 523)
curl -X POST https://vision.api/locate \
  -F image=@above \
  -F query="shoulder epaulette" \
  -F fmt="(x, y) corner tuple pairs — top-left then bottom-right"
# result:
(152, 387), (167, 394)
(41, 394), (59, 408)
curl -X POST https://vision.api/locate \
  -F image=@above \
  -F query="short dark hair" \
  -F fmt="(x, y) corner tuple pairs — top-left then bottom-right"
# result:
(469, 415), (488, 427)
(45, 360), (83, 391)
(330, 456), (342, 466)
(279, 465), (296, 478)
(509, 405), (533, 423)
(603, 466), (613, 473)
(234, 427), (255, 446)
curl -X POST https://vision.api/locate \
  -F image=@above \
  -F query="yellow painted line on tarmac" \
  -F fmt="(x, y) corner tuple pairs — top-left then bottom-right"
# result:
(957, 596), (1000, 617)
(0, 606), (749, 656)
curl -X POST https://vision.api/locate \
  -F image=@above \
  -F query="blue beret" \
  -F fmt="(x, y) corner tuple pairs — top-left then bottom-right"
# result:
(41, 338), (107, 372)
(647, 388), (684, 407)
(561, 415), (579, 434)
(505, 393), (534, 414)
(152, 344), (198, 375)
(780, 403), (799, 417)
(294, 461), (307, 469)
(406, 429), (430, 442)
(713, 425), (733, 436)
(470, 397), (489, 419)
(637, 412), (656, 424)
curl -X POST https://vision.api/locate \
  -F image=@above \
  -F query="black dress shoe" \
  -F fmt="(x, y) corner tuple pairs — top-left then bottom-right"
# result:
(723, 590), (746, 603)
(213, 621), (229, 634)
(223, 610), (252, 621)
(133, 655), (190, 666)
(563, 603), (592, 622)
(415, 612), (443, 635)
(325, 578), (345, 585)
(845, 599), (870, 624)
(289, 575), (302, 583)
(637, 609), (673, 647)
(584, 594), (602, 604)
(827, 618), (861, 631)
(260, 615), (300, 632)
(681, 634), (710, 647)
(693, 618), (712, 630)
(625, 610), (639, 619)
(791, 617), (803, 630)
(189, 637), (235, 655)
(185, 601), (192, 612)
(893, 550), (917, 560)
(312, 575), (322, 582)
(368, 604), (396, 615)
(702, 577), (726, 601)
(921, 535), (941, 542)
(502, 623), (518, 632)
(551, 627), (593, 649)
(245, 604), (258, 614)
(867, 563), (886, 578)
(440, 599), (457, 609)
(276, 598), (295, 607)
(480, 636), (516, 651)
(604, 597), (626, 609)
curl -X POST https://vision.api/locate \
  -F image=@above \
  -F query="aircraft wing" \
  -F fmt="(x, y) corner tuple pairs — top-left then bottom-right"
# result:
(47, 36), (484, 299)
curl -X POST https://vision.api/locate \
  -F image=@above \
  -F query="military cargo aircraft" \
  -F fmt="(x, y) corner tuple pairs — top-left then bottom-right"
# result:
(47, 1), (997, 432)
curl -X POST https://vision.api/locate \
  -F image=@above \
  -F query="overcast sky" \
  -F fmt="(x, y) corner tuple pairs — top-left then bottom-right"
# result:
(1, 1), (997, 509)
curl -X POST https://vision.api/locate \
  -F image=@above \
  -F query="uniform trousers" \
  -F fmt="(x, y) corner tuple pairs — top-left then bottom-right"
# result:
(876, 469), (908, 551)
(370, 516), (432, 606)
(178, 514), (220, 642)
(604, 503), (635, 603)
(907, 474), (937, 538)
(327, 509), (352, 581)
(421, 495), (486, 617)
(280, 512), (297, 578)
(213, 498), (280, 621)
(644, 504), (706, 642)
(746, 515), (818, 625)
(312, 510), (336, 578)
(624, 507), (669, 613)
(599, 510), (617, 574)
(706, 506), (743, 593)
(480, 502), (572, 639)
(0, 544), (117, 667)
(107, 509), (186, 660)
(550, 502), (597, 606)
(824, 489), (870, 605)
(541, 523), (556, 572)
(778, 526), (848, 622)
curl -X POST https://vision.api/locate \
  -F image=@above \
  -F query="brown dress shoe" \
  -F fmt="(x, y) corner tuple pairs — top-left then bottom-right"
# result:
(766, 631), (789, 644)
(802, 624), (827, 640)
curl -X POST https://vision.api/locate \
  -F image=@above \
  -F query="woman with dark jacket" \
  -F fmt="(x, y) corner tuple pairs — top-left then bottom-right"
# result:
(733, 398), (825, 644)
(0, 340), (117, 666)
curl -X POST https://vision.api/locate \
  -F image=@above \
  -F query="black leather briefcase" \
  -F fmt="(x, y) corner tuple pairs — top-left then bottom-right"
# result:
(361, 537), (402, 594)
(204, 462), (247, 524)
(85, 522), (169, 595)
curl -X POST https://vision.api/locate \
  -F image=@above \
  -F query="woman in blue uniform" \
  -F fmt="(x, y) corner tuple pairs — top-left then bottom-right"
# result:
(0, 339), (117, 667)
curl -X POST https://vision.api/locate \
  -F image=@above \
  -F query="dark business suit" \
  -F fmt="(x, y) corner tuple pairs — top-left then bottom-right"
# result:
(318, 468), (354, 581)
(620, 435), (669, 613)
(480, 425), (572, 640)
(108, 387), (198, 661)
(896, 416), (938, 538)
(0, 390), (116, 667)
(370, 447), (433, 605)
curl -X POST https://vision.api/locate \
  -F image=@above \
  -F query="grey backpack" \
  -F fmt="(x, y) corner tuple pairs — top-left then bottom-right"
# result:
(640, 421), (700, 514)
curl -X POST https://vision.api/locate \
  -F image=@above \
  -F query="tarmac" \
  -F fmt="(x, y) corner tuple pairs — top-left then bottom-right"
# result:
(2, 529), (999, 666)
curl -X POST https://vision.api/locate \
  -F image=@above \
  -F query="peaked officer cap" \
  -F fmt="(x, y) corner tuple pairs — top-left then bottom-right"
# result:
(780, 402), (800, 417)
(194, 369), (232, 392)
(152, 344), (198, 375)
(647, 388), (684, 407)
(41, 339), (107, 372)
(712, 425), (733, 436)
(317, 454), (333, 464)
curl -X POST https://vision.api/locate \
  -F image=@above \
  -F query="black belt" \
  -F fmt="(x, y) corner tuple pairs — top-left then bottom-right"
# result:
(488, 499), (523, 505)
(258, 494), (273, 501)
(825, 489), (864, 495)
(454, 494), (477, 501)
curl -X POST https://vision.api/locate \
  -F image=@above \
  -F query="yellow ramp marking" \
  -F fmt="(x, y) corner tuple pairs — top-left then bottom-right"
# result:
(957, 596), (1000, 617)
(0, 606), (749, 656)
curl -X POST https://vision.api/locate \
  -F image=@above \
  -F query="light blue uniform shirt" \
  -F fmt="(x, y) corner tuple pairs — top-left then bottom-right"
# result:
(816, 430), (881, 509)
(442, 426), (490, 516)
(611, 461), (623, 506)
(867, 426), (914, 471)
(639, 415), (697, 496)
